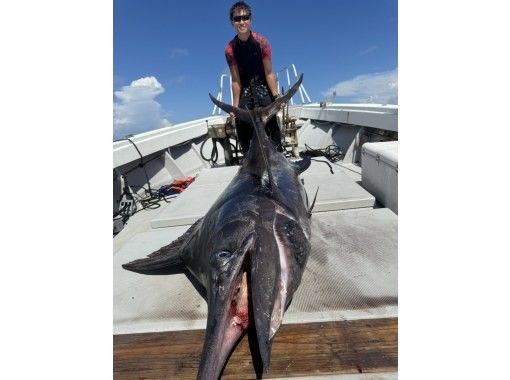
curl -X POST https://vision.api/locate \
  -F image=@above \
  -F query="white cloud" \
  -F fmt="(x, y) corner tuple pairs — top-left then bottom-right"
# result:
(324, 68), (398, 104)
(113, 76), (172, 139)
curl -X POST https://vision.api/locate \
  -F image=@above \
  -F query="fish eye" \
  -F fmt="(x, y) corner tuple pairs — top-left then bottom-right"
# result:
(216, 250), (233, 260)
(212, 250), (234, 267)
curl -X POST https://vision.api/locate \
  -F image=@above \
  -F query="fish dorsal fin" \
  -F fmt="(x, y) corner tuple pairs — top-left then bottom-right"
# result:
(292, 156), (311, 175)
(245, 105), (275, 196)
(122, 218), (202, 274)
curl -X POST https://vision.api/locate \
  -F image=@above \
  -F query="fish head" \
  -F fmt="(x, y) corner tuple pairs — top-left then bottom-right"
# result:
(197, 204), (311, 378)
(197, 216), (257, 379)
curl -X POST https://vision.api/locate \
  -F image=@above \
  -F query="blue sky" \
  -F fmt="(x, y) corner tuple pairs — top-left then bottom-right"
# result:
(114, 0), (397, 138)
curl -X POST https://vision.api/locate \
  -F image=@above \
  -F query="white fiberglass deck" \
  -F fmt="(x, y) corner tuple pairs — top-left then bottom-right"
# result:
(114, 207), (397, 335)
(150, 161), (376, 228)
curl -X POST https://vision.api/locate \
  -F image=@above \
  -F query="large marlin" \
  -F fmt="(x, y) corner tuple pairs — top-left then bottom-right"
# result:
(123, 74), (313, 379)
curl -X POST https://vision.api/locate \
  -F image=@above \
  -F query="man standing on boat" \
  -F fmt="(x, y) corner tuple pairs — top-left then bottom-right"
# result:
(225, 1), (283, 154)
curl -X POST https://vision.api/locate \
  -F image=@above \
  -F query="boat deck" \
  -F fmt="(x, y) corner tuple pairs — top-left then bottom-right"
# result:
(113, 159), (397, 378)
(114, 318), (397, 379)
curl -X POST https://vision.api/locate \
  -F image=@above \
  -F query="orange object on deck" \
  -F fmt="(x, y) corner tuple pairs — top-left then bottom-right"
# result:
(170, 176), (195, 193)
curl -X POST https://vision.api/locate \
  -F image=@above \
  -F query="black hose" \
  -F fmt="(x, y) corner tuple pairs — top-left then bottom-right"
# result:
(200, 137), (219, 164)
(311, 158), (334, 175)
(301, 143), (344, 163)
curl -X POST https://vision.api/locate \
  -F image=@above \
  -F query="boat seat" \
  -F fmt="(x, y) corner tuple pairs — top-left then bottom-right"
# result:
(362, 141), (398, 214)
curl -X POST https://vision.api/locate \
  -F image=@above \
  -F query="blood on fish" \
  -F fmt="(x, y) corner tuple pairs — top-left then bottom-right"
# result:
(229, 272), (249, 329)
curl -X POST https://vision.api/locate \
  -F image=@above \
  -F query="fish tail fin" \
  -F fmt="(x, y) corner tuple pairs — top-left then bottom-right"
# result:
(259, 74), (303, 124)
(208, 74), (304, 126)
(208, 94), (253, 124)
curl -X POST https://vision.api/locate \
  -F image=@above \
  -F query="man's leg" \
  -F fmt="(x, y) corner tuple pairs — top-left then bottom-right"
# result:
(265, 116), (284, 152)
(257, 85), (284, 151)
(237, 92), (254, 154)
(236, 120), (253, 154)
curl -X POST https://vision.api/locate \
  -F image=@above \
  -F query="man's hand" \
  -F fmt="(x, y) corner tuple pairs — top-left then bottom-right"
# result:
(228, 112), (236, 128)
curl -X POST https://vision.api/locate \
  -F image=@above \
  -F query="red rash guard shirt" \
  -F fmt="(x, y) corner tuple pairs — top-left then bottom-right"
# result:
(225, 31), (271, 88)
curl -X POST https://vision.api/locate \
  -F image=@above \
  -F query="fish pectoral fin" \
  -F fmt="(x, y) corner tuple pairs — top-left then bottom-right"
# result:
(292, 155), (311, 174)
(122, 246), (183, 274)
(122, 218), (202, 274)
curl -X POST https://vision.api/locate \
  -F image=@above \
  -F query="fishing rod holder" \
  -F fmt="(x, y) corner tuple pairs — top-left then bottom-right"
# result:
(206, 118), (240, 166)
(278, 106), (302, 158)
(207, 117), (237, 139)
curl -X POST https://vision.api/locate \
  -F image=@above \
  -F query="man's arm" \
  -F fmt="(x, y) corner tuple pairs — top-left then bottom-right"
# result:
(263, 57), (279, 99)
(229, 64), (242, 108)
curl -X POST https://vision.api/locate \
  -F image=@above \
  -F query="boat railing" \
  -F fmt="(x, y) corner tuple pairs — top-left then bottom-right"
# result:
(276, 64), (312, 105)
(113, 115), (226, 169)
(211, 63), (312, 115)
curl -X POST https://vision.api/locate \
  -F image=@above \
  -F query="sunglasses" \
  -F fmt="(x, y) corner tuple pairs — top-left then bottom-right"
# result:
(233, 14), (251, 22)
